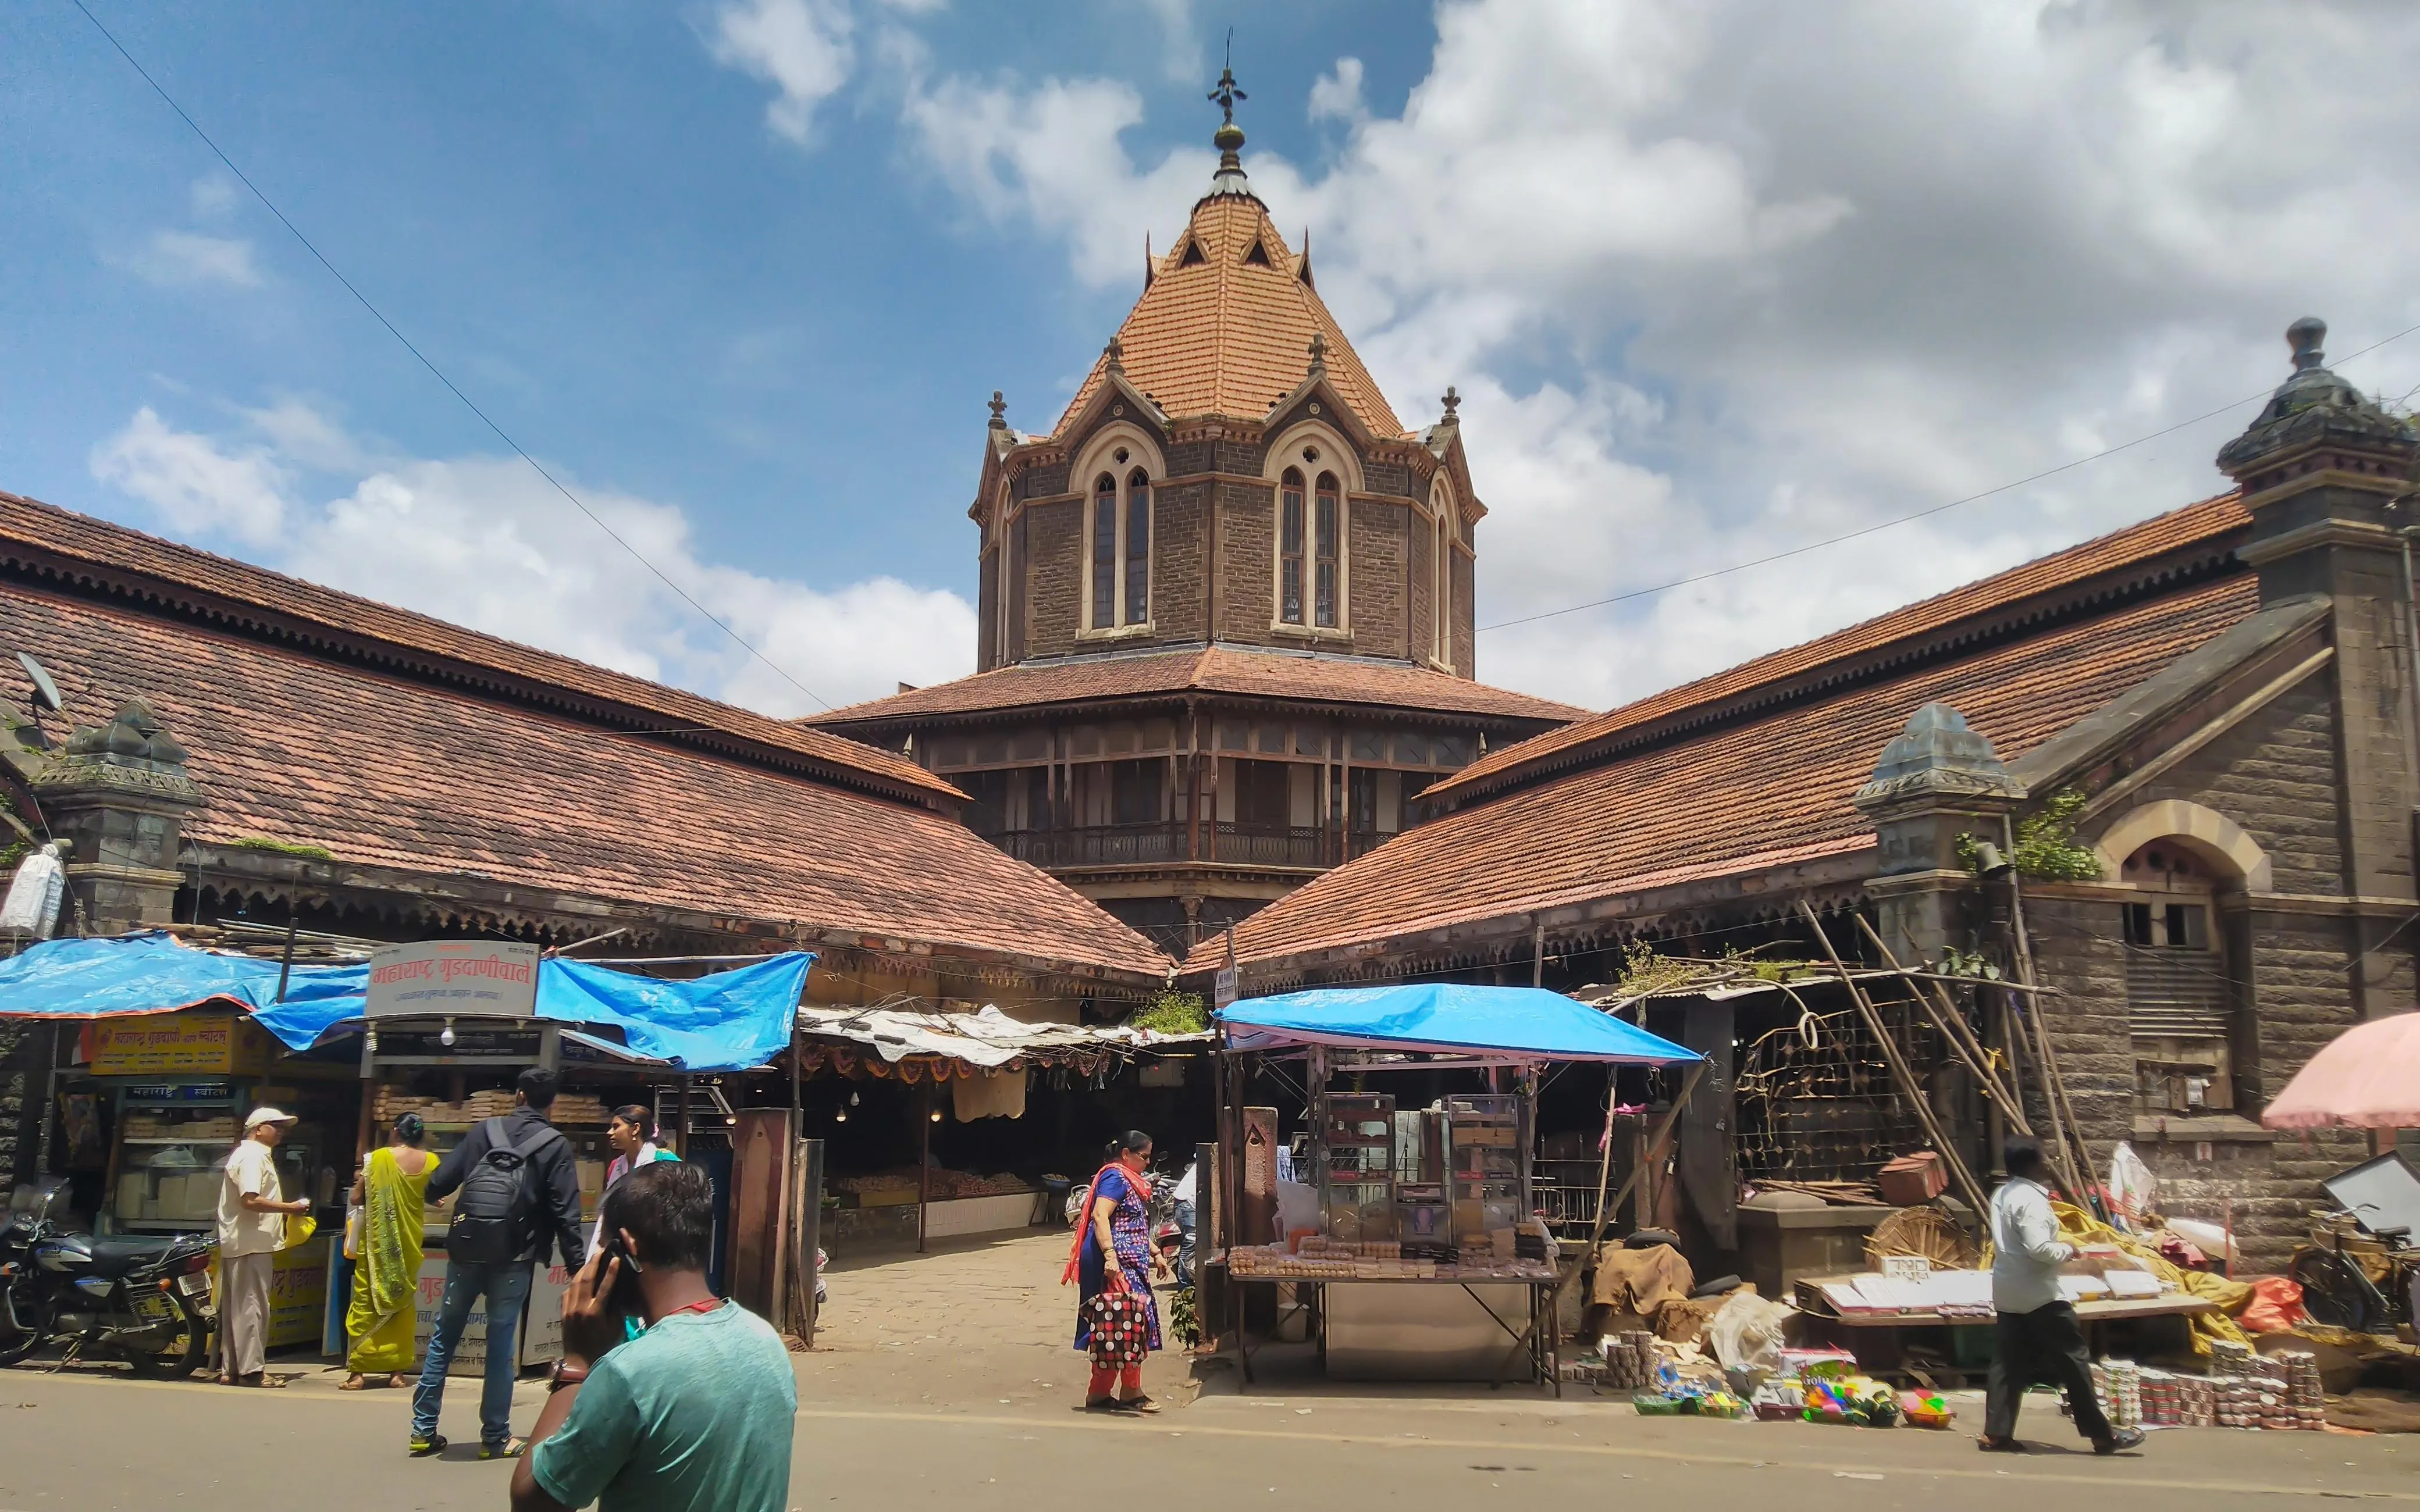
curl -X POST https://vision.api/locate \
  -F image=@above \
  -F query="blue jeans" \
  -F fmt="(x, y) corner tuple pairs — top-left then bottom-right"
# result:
(411, 1259), (532, 1445)
(1175, 1200), (1196, 1288)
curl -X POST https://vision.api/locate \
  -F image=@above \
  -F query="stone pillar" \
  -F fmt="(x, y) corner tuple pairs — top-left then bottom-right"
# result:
(33, 699), (204, 934)
(2215, 318), (2420, 1018)
(1852, 703), (2023, 967)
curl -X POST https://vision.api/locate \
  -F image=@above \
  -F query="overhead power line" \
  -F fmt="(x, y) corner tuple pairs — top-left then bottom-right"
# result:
(1478, 318), (2420, 636)
(67, 0), (835, 711)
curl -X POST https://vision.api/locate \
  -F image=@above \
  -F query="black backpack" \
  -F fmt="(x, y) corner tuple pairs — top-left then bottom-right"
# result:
(447, 1117), (564, 1264)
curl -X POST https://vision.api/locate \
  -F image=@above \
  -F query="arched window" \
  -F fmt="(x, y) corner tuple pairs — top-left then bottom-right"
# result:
(1431, 495), (1453, 665)
(1124, 468), (1151, 625)
(1279, 468), (1307, 625)
(2117, 836), (2237, 1114)
(1086, 467), (1154, 631)
(1314, 472), (1340, 629)
(1091, 474), (1118, 629)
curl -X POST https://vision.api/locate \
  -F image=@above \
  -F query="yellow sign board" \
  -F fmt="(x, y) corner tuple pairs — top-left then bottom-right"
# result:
(92, 1012), (279, 1077)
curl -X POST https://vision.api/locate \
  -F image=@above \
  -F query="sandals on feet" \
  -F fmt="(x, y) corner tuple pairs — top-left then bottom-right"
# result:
(1116, 1395), (1162, 1414)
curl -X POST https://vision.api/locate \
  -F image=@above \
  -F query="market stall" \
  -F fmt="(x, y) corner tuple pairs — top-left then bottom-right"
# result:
(1209, 983), (1702, 1390)
(793, 1001), (1209, 1251)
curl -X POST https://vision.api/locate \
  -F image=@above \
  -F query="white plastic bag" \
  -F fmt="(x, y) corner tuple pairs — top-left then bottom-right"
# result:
(0, 844), (65, 939)
(2105, 1141), (2157, 1233)
(1704, 1288), (1793, 1372)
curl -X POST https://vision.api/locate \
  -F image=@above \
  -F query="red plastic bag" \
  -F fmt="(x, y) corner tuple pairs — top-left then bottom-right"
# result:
(2238, 1275), (2308, 1334)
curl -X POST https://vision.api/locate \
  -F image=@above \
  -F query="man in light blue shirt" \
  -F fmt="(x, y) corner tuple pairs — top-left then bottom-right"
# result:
(1981, 1138), (2141, 1456)
(512, 1161), (796, 1512)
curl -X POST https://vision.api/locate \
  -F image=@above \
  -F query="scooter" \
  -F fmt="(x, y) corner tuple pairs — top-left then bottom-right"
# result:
(0, 1179), (215, 1378)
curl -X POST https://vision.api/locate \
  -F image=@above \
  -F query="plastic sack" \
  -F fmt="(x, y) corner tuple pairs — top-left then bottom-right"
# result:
(2238, 1275), (2308, 1334)
(2105, 1142), (2158, 1233)
(2163, 1217), (2241, 1271)
(0, 845), (65, 939)
(342, 1204), (362, 1260)
(1704, 1288), (1793, 1371)
(1274, 1179), (1319, 1239)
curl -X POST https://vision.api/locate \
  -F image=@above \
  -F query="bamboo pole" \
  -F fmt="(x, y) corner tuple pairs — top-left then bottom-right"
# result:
(1999, 841), (2105, 1219)
(1797, 902), (1991, 1218)
(1553, 1061), (1706, 1314)
(1851, 915), (2029, 1136)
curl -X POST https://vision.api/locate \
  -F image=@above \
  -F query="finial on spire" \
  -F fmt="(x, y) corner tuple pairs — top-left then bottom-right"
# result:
(1440, 385), (1460, 423)
(1105, 337), (1126, 375)
(1207, 36), (1250, 193)
(1307, 331), (1328, 376)
(2289, 316), (2327, 372)
(988, 390), (1007, 430)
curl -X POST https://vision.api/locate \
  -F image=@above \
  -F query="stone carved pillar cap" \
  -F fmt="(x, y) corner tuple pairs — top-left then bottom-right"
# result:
(38, 698), (203, 806)
(2215, 315), (2417, 480)
(1852, 702), (2024, 814)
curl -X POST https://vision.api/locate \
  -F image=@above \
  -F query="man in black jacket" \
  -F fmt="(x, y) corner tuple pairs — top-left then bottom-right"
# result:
(408, 1067), (587, 1459)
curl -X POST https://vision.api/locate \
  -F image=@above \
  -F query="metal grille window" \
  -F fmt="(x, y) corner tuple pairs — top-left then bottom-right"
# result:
(2120, 841), (2234, 1112)
(1314, 472), (1340, 628)
(1090, 474), (1117, 628)
(1123, 469), (1151, 625)
(1087, 470), (1152, 629)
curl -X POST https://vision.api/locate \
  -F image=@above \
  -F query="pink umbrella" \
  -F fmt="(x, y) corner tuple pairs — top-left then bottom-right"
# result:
(2262, 1011), (2420, 1129)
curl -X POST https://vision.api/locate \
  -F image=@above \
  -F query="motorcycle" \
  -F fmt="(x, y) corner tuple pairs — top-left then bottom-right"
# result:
(0, 1179), (215, 1378)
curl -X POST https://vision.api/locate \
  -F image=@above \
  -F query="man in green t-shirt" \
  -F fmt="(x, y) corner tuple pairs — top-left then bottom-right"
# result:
(511, 1162), (796, 1512)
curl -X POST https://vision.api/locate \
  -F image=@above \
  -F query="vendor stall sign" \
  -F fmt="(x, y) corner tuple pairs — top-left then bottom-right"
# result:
(411, 1254), (569, 1375)
(91, 1012), (278, 1076)
(368, 941), (540, 1019)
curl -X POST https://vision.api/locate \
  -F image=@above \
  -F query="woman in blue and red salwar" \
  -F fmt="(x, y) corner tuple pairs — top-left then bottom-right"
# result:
(1063, 1129), (1161, 1413)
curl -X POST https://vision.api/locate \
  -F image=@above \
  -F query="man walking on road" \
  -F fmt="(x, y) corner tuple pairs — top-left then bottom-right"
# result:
(412, 1067), (587, 1459)
(513, 1161), (796, 1512)
(1981, 1137), (2144, 1456)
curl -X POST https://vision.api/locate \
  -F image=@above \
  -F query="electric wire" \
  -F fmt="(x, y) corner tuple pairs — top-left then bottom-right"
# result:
(1477, 318), (2420, 636)
(64, 0), (836, 711)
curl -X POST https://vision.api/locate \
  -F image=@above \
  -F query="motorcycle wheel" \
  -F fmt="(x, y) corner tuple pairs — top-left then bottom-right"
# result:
(0, 1283), (50, 1367)
(120, 1289), (207, 1381)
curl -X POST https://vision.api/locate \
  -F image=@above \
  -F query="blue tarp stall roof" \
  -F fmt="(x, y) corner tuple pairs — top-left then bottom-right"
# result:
(1216, 983), (1703, 1065)
(0, 935), (810, 1074)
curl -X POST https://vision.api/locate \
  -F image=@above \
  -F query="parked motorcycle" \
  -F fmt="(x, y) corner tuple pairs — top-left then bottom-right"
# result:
(0, 1179), (214, 1378)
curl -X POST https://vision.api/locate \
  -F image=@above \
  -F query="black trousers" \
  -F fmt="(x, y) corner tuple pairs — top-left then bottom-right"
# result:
(1985, 1300), (2114, 1442)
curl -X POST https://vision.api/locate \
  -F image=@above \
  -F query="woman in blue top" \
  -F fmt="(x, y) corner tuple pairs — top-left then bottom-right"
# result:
(1063, 1131), (1161, 1413)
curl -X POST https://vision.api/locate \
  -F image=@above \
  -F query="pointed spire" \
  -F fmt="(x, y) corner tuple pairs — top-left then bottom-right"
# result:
(1439, 385), (1460, 425)
(1105, 337), (1126, 376)
(1143, 231), (1154, 290)
(1298, 226), (1312, 287)
(1206, 55), (1252, 198)
(988, 390), (1007, 430)
(1307, 331), (1328, 377)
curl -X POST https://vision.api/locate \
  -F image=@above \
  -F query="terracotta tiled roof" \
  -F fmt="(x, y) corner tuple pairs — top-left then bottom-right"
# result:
(0, 577), (1172, 982)
(1429, 491), (2251, 807)
(0, 491), (956, 809)
(1183, 567), (2259, 974)
(808, 645), (1588, 728)
(1054, 196), (1407, 439)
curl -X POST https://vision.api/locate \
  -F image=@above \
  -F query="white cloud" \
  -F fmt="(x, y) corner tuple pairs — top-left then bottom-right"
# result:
(188, 174), (240, 220)
(90, 405), (974, 714)
(119, 230), (262, 288)
(874, 0), (2420, 711)
(706, 0), (856, 143)
(90, 407), (290, 545)
(1138, 0), (1200, 83)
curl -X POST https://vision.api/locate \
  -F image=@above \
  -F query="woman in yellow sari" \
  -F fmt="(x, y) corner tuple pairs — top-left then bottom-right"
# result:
(341, 1113), (432, 1388)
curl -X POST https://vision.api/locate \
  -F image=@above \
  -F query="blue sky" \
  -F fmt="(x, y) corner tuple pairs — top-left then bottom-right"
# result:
(8, 2), (2420, 714)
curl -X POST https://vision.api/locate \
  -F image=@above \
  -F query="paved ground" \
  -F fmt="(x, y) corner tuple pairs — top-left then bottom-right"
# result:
(4, 1230), (2414, 1511)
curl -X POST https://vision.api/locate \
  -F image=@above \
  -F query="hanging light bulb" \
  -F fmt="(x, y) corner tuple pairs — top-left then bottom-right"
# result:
(834, 1108), (848, 1123)
(930, 1108), (942, 1123)
(439, 1018), (456, 1049)
(848, 1090), (860, 1107)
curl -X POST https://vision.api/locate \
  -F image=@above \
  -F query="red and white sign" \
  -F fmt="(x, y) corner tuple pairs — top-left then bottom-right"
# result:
(366, 940), (540, 1019)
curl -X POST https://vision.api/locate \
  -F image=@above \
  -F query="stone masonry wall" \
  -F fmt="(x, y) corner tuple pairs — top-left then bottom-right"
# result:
(1151, 482), (1211, 643)
(1214, 480), (1276, 646)
(1351, 498), (1407, 659)
(1023, 499), (1081, 658)
(1453, 545), (1476, 677)
(2024, 675), (2410, 1271)
(1408, 506), (1435, 665)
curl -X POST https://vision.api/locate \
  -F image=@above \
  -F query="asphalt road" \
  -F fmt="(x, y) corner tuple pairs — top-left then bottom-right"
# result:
(2, 1230), (2412, 1510)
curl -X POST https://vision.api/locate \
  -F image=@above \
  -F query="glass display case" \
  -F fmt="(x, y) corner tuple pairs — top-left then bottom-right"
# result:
(1444, 1093), (1528, 1240)
(1315, 1092), (1395, 1243)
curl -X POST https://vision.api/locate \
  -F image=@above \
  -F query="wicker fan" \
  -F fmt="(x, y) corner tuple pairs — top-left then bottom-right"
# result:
(1866, 1204), (1978, 1269)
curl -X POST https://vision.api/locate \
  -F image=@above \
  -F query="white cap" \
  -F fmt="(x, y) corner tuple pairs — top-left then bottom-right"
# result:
(244, 1106), (297, 1130)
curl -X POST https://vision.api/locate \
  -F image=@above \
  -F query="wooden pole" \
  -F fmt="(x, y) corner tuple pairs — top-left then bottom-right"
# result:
(917, 1080), (932, 1254)
(1798, 902), (1991, 1218)
(1852, 915), (2030, 1136)
(1999, 844), (2105, 1219)
(676, 1074), (692, 1158)
(1551, 1061), (1704, 1314)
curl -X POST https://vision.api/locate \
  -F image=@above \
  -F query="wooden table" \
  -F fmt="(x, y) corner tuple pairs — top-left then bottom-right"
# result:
(1792, 1277), (2216, 1385)
(1218, 1264), (1561, 1395)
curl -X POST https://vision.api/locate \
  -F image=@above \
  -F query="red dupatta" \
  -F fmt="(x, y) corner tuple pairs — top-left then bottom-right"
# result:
(1060, 1160), (1152, 1285)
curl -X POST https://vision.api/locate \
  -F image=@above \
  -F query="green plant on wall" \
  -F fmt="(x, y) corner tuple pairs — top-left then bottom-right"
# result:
(1130, 989), (1208, 1035)
(230, 835), (334, 862)
(2011, 789), (2102, 882)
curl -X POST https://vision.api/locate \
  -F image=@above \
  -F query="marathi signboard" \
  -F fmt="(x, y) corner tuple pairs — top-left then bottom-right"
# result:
(366, 941), (540, 1019)
(91, 1012), (279, 1077)
(411, 1253), (571, 1375)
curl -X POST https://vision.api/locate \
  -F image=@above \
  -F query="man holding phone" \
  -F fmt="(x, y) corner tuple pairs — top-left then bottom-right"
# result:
(511, 1161), (796, 1512)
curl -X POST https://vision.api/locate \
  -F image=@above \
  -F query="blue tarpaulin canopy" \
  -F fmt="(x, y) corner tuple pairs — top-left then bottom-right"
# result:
(1216, 983), (1702, 1065)
(0, 934), (810, 1073)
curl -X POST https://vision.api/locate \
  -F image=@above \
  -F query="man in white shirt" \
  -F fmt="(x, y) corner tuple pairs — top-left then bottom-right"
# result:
(216, 1107), (310, 1386)
(1170, 1160), (1198, 1288)
(1982, 1137), (2142, 1454)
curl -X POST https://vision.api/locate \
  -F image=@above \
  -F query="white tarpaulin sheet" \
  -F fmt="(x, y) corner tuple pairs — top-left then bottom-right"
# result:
(795, 1002), (1205, 1067)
